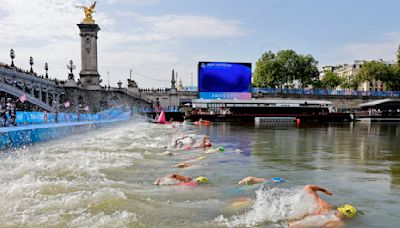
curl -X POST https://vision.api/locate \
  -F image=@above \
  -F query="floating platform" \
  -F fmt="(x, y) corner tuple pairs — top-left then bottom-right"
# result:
(185, 113), (352, 123)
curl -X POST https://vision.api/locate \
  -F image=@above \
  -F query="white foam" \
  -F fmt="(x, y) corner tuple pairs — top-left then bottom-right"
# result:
(216, 187), (318, 227)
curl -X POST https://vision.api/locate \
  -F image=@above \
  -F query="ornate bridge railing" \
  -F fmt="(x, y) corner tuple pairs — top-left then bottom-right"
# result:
(0, 67), (64, 111)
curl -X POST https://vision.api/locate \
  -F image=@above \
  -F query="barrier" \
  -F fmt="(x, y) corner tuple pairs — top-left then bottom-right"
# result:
(9, 108), (126, 126)
(0, 110), (130, 150)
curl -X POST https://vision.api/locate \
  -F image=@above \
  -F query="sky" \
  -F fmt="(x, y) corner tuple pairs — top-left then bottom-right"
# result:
(0, 0), (399, 88)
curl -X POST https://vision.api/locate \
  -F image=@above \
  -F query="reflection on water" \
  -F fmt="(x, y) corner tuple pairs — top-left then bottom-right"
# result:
(0, 120), (399, 227)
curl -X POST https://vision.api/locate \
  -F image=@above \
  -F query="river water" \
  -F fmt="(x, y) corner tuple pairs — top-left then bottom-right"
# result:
(0, 119), (399, 227)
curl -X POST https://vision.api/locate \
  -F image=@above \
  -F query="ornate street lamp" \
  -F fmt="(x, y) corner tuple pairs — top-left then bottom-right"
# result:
(29, 56), (34, 73)
(67, 60), (76, 80)
(10, 49), (15, 67)
(45, 62), (49, 78)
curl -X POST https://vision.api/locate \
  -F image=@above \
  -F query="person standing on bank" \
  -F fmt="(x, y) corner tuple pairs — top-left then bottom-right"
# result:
(0, 103), (7, 126)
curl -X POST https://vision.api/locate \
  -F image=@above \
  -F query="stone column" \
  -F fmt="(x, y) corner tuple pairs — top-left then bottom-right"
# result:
(78, 23), (101, 90)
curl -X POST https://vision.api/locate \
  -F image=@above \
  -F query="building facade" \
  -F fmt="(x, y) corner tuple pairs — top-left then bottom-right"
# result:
(320, 59), (395, 91)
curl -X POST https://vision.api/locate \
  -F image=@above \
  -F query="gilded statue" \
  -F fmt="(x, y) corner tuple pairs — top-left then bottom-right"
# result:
(77, 1), (97, 24)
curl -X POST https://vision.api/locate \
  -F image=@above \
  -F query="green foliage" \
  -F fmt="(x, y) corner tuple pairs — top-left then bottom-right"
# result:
(356, 61), (393, 83)
(321, 71), (343, 89)
(253, 50), (319, 88)
(340, 76), (359, 90)
(386, 65), (400, 91)
(397, 45), (400, 66)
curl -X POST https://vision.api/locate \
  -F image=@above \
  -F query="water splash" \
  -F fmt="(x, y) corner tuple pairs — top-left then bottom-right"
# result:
(216, 186), (318, 227)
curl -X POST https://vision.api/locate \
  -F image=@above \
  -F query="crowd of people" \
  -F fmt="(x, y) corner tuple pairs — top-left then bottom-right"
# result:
(152, 130), (359, 227)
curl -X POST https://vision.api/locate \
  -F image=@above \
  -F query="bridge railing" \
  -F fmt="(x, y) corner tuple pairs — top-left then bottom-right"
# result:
(252, 88), (400, 97)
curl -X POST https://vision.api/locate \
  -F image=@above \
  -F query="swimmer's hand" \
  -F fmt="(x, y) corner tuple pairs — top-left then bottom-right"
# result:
(304, 185), (333, 196)
(238, 176), (267, 185)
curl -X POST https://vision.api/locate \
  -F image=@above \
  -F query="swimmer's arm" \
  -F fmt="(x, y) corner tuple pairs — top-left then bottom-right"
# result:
(171, 174), (191, 182)
(304, 185), (332, 210)
(304, 185), (333, 196)
(238, 176), (267, 185)
(324, 220), (345, 228)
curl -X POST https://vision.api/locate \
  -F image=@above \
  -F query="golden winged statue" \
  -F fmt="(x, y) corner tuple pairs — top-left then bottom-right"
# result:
(77, 1), (97, 24)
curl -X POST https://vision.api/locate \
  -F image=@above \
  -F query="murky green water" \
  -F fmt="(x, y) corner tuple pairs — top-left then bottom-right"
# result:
(0, 120), (399, 227)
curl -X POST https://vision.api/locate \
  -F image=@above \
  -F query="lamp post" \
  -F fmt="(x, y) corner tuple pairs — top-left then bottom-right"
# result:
(107, 71), (110, 87)
(10, 49), (15, 67)
(29, 56), (34, 73)
(45, 62), (49, 79)
(67, 60), (76, 80)
(191, 72), (193, 89)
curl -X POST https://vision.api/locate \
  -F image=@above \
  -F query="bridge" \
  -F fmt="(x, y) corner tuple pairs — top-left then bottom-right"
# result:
(0, 65), (152, 113)
(0, 66), (63, 112)
(136, 86), (400, 110)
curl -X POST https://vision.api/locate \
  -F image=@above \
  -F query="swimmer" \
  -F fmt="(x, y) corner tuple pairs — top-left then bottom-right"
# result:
(159, 151), (177, 156)
(238, 176), (268, 185)
(173, 163), (190, 168)
(154, 174), (208, 186)
(154, 174), (192, 186)
(173, 135), (196, 149)
(193, 135), (212, 148)
(288, 185), (357, 228)
(238, 176), (284, 185)
(205, 147), (225, 154)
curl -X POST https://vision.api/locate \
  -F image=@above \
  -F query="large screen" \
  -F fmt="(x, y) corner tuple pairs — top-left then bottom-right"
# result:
(198, 62), (252, 99)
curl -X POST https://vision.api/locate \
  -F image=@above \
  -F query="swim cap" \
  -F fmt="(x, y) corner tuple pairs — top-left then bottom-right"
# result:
(195, 176), (208, 183)
(271, 177), (284, 183)
(218, 147), (225, 152)
(198, 156), (205, 160)
(338, 204), (357, 218)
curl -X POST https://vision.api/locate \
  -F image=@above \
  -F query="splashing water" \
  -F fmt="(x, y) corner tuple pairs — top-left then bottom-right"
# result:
(216, 186), (318, 227)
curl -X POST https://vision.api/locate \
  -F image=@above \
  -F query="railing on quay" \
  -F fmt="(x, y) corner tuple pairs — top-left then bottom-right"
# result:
(252, 88), (400, 97)
(134, 106), (181, 114)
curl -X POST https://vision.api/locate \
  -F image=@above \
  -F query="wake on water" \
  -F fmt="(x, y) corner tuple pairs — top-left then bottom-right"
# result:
(216, 186), (318, 227)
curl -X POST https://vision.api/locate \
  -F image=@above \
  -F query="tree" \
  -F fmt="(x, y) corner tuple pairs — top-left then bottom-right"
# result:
(253, 50), (319, 88)
(386, 65), (400, 91)
(356, 61), (392, 83)
(397, 45), (400, 66)
(253, 51), (281, 87)
(321, 71), (343, 89)
(341, 76), (359, 90)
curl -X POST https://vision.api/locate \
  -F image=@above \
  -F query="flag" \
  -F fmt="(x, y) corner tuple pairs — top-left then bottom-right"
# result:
(19, 94), (27, 103)
(64, 101), (70, 108)
(84, 106), (89, 111)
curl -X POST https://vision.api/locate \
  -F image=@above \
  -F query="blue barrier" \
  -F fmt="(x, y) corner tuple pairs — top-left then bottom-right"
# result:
(11, 108), (126, 125)
(0, 110), (131, 150)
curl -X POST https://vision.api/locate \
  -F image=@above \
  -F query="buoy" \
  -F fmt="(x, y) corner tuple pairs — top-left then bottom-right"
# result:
(157, 111), (166, 124)
(198, 156), (206, 160)
(296, 118), (301, 125)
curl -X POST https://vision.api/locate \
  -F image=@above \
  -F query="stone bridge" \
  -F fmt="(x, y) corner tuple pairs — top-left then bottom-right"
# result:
(0, 66), (63, 112)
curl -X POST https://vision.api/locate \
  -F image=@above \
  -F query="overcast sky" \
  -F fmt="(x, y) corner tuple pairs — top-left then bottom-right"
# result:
(0, 0), (399, 88)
